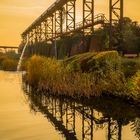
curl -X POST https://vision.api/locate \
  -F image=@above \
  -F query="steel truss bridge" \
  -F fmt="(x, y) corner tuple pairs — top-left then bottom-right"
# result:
(21, 0), (123, 52)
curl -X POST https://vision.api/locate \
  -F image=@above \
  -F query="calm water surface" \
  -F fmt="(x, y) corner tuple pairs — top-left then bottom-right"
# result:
(0, 71), (140, 140)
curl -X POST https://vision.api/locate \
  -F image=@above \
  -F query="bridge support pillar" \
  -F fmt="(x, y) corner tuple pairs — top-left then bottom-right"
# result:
(109, 0), (124, 48)
(83, 0), (94, 35)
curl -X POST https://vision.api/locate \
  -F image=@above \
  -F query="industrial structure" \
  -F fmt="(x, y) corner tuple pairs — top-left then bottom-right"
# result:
(20, 0), (123, 57)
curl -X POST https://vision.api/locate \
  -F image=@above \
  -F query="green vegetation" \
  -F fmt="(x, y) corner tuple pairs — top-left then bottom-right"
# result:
(24, 51), (140, 103)
(127, 71), (140, 102)
(25, 51), (126, 98)
(121, 58), (140, 78)
(0, 51), (19, 71)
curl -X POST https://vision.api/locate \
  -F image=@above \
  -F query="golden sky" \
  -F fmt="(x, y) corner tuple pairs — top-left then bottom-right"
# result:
(0, 0), (140, 46)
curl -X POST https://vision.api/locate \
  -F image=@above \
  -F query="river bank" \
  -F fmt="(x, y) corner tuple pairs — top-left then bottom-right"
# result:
(24, 51), (140, 105)
(0, 71), (139, 140)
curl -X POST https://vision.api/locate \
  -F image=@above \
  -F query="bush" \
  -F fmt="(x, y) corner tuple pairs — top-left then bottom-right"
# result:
(64, 51), (120, 72)
(0, 52), (19, 71)
(1, 58), (18, 71)
(128, 71), (140, 102)
(121, 58), (140, 78)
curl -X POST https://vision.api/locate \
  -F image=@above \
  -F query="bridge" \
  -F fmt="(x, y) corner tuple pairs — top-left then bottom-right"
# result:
(0, 46), (18, 53)
(21, 0), (123, 57)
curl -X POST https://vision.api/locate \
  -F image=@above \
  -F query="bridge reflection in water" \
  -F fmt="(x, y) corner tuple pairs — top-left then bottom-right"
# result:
(23, 84), (140, 140)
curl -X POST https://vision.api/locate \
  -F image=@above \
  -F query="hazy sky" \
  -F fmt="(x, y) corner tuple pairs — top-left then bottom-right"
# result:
(0, 0), (140, 46)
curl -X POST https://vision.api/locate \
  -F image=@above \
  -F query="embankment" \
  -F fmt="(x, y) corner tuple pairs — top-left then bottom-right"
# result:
(24, 51), (140, 104)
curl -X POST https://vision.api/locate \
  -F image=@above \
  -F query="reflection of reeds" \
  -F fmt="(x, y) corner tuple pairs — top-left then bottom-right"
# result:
(26, 51), (126, 98)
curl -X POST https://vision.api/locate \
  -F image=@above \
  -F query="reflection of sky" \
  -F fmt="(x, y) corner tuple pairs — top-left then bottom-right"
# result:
(0, 0), (140, 46)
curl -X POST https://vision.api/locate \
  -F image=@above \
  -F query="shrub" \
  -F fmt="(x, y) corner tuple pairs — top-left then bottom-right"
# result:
(64, 51), (120, 72)
(128, 71), (140, 102)
(121, 58), (140, 78)
(1, 58), (18, 71)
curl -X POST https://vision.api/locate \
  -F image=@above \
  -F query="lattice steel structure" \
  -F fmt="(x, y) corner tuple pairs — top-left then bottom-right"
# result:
(109, 0), (124, 48)
(83, 0), (94, 35)
(20, 0), (124, 56)
(66, 0), (76, 33)
(55, 9), (63, 36)
(46, 15), (54, 41)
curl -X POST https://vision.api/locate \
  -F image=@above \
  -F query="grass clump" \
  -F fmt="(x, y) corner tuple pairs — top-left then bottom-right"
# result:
(26, 55), (46, 86)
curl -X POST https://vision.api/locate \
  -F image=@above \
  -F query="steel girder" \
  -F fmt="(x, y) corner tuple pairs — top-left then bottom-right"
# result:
(55, 9), (63, 37)
(83, 0), (94, 35)
(66, 0), (76, 33)
(109, 0), (123, 48)
(46, 15), (54, 41)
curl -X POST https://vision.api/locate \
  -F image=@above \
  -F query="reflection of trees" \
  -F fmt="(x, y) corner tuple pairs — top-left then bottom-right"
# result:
(131, 118), (140, 139)
(22, 84), (140, 140)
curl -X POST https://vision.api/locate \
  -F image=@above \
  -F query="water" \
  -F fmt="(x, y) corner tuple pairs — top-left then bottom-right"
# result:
(17, 41), (28, 71)
(0, 71), (140, 140)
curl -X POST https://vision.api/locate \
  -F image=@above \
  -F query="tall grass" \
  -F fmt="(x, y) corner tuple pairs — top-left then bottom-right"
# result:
(26, 51), (126, 98)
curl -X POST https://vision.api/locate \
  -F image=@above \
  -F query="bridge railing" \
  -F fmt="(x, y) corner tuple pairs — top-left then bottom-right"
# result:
(62, 13), (107, 33)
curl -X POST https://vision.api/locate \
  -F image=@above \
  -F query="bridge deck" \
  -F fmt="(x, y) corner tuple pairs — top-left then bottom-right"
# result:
(0, 46), (18, 49)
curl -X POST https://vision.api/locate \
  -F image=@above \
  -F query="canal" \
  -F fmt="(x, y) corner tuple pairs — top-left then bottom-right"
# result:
(0, 71), (140, 140)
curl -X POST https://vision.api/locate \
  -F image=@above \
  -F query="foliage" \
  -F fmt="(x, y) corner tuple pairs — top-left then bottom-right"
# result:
(113, 17), (140, 52)
(26, 51), (126, 97)
(93, 28), (109, 50)
(0, 57), (18, 71)
(0, 53), (18, 71)
(121, 58), (140, 78)
(128, 71), (140, 102)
